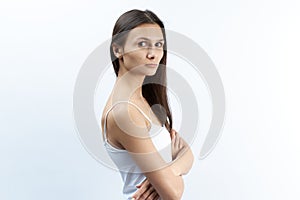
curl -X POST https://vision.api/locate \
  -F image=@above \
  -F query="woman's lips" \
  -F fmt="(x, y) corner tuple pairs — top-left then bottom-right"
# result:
(145, 64), (158, 67)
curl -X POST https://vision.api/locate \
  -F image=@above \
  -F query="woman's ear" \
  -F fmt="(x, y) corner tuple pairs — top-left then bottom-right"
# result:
(112, 44), (123, 59)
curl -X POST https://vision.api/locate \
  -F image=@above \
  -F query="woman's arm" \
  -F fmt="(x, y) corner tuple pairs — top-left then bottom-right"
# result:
(132, 132), (194, 200)
(109, 104), (185, 200)
(170, 129), (194, 176)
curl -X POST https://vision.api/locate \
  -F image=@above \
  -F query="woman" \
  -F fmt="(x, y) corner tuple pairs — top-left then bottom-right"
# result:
(101, 9), (194, 200)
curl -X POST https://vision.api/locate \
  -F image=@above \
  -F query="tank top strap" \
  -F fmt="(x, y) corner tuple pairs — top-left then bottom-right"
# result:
(103, 100), (152, 143)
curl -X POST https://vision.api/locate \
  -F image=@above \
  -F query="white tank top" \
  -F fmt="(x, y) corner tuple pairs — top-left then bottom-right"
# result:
(102, 101), (172, 200)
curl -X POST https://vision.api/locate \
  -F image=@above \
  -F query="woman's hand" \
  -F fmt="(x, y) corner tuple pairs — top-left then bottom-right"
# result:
(131, 178), (160, 200)
(170, 129), (186, 160)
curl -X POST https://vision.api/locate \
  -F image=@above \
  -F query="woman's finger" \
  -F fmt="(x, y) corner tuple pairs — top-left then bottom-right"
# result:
(132, 179), (150, 199)
(153, 193), (160, 200)
(171, 133), (176, 147)
(139, 184), (154, 199)
(147, 189), (158, 200)
(179, 137), (184, 149)
(136, 178), (148, 188)
(171, 130), (176, 139)
(174, 133), (180, 149)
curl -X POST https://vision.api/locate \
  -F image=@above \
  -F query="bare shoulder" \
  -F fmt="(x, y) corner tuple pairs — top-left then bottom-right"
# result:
(113, 102), (149, 127)
(106, 102), (148, 126)
(105, 102), (151, 142)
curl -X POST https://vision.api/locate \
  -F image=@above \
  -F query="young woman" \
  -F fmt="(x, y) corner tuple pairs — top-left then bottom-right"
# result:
(101, 9), (194, 200)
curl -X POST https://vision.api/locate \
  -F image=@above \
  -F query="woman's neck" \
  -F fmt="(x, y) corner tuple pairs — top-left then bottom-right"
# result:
(113, 73), (145, 102)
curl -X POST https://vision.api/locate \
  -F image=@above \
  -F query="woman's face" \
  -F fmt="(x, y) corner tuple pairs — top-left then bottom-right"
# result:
(119, 23), (165, 76)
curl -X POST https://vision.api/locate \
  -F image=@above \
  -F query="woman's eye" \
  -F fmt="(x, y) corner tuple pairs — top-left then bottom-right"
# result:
(138, 41), (148, 47)
(155, 42), (163, 47)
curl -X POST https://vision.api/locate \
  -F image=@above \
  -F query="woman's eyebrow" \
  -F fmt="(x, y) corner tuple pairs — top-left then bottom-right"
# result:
(136, 37), (164, 41)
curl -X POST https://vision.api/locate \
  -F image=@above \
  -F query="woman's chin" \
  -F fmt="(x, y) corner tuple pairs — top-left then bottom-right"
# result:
(145, 69), (159, 76)
(132, 66), (158, 76)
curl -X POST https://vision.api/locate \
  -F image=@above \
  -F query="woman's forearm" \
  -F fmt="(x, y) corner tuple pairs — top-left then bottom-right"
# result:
(171, 146), (194, 176)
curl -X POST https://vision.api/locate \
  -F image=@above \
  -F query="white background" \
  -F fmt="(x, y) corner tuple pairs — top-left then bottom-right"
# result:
(1, 0), (300, 199)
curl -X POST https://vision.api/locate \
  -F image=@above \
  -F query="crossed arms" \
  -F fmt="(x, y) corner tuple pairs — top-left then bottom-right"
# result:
(108, 103), (194, 200)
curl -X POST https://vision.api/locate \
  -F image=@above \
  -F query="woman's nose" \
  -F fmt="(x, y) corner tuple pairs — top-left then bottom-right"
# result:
(146, 49), (155, 59)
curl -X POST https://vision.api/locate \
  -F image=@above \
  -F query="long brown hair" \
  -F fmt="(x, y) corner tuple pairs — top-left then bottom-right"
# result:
(110, 9), (173, 132)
